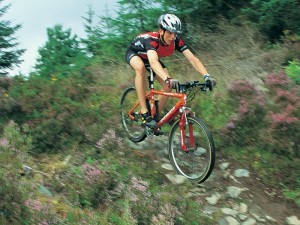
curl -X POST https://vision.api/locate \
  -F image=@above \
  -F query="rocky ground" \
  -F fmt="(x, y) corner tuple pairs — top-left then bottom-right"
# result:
(127, 135), (300, 225)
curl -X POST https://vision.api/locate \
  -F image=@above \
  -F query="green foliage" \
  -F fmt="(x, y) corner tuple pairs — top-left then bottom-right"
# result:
(55, 128), (212, 224)
(224, 146), (300, 190)
(108, 0), (161, 34)
(0, 0), (25, 76)
(8, 69), (120, 153)
(0, 76), (21, 130)
(221, 80), (268, 146)
(159, 0), (250, 32)
(0, 121), (32, 160)
(81, 6), (106, 58)
(285, 60), (300, 85)
(0, 121), (32, 224)
(242, 0), (300, 41)
(264, 72), (300, 157)
(35, 24), (87, 77)
(52, 129), (123, 209)
(222, 72), (300, 157)
(24, 198), (60, 225)
(221, 72), (300, 205)
(1, 1), (299, 222)
(284, 187), (300, 207)
(80, 0), (162, 62)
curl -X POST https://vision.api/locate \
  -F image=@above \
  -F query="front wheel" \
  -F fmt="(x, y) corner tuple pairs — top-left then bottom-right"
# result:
(168, 116), (215, 183)
(120, 87), (146, 142)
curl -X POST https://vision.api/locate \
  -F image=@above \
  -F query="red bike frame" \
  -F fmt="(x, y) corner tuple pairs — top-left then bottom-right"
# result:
(127, 88), (196, 152)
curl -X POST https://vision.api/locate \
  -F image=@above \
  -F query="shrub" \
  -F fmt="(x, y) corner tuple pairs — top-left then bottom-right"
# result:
(264, 71), (289, 88)
(0, 121), (32, 224)
(264, 72), (300, 157)
(62, 158), (117, 209)
(284, 187), (300, 207)
(285, 60), (300, 85)
(8, 72), (116, 153)
(242, 0), (300, 41)
(223, 72), (300, 158)
(25, 198), (60, 224)
(228, 80), (259, 100)
(0, 76), (21, 131)
(222, 80), (267, 146)
(61, 129), (124, 208)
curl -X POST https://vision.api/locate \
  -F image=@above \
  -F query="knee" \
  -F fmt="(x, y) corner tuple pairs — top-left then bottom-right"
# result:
(161, 84), (172, 92)
(134, 66), (146, 77)
(165, 88), (172, 93)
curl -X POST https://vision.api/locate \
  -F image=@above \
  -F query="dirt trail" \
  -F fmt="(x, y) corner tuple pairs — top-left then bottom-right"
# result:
(128, 136), (300, 224)
(197, 154), (300, 224)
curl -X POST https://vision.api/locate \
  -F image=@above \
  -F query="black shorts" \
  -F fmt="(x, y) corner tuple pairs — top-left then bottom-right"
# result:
(125, 46), (166, 70)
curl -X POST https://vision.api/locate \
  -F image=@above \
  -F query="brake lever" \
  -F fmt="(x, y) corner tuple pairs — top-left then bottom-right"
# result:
(200, 85), (208, 91)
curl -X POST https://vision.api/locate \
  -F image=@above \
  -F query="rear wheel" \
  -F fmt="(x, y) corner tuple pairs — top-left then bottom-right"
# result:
(120, 87), (146, 142)
(168, 116), (215, 183)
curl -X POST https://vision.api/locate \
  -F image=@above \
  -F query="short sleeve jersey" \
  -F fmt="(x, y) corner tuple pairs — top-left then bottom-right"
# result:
(129, 32), (189, 60)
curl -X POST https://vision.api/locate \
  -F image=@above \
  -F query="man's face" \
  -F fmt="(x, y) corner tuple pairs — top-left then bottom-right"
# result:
(159, 29), (176, 45)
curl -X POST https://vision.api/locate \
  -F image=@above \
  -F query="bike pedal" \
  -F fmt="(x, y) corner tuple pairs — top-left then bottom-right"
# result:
(131, 112), (140, 121)
(145, 126), (155, 136)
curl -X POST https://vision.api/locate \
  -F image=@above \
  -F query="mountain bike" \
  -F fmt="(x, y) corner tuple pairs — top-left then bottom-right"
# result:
(120, 68), (215, 183)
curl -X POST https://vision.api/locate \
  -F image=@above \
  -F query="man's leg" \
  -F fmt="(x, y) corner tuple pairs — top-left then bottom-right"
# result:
(129, 56), (157, 127)
(129, 56), (148, 114)
(155, 68), (172, 114)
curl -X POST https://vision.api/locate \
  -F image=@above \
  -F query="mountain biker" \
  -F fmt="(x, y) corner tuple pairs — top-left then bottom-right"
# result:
(125, 13), (216, 128)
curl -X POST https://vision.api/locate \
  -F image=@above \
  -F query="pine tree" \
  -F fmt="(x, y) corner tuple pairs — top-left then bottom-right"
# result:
(81, 5), (104, 58)
(0, 1), (25, 76)
(102, 0), (161, 38)
(88, 0), (161, 61)
(35, 24), (85, 77)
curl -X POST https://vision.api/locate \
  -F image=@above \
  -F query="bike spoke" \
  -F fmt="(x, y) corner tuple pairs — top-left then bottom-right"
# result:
(168, 117), (215, 183)
(120, 87), (146, 142)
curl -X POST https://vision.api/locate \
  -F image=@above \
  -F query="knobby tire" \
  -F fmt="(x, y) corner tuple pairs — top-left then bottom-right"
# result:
(120, 87), (146, 142)
(168, 116), (215, 183)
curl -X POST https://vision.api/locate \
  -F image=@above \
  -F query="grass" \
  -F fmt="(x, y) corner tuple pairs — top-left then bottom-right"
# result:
(1, 21), (299, 223)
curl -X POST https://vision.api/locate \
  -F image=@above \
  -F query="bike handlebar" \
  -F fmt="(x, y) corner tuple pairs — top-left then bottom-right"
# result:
(178, 80), (214, 93)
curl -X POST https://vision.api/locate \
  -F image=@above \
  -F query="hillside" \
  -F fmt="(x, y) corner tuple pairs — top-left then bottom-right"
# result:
(1, 21), (300, 224)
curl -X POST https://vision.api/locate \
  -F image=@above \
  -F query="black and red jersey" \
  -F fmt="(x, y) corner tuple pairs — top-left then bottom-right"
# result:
(129, 32), (188, 60)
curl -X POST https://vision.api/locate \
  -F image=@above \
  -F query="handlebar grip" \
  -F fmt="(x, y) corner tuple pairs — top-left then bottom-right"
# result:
(206, 80), (213, 91)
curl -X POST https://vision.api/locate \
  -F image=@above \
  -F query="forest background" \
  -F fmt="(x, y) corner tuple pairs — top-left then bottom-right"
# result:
(0, 0), (300, 224)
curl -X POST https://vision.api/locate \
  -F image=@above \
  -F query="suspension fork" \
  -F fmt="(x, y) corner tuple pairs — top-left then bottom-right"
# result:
(179, 109), (196, 152)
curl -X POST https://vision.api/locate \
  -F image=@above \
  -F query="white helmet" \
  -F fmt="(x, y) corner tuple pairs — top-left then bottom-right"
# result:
(158, 14), (182, 34)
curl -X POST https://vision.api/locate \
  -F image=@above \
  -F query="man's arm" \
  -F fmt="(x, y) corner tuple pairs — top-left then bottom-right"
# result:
(182, 49), (209, 77)
(147, 50), (170, 81)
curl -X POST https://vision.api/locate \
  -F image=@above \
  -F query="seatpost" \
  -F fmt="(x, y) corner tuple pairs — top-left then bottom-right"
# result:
(148, 68), (155, 89)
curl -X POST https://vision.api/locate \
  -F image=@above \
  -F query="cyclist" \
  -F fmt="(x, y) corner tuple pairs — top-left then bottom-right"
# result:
(125, 13), (215, 128)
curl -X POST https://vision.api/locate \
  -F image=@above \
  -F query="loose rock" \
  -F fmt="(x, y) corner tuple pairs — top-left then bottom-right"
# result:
(265, 215), (277, 223)
(239, 202), (248, 214)
(165, 174), (187, 185)
(227, 186), (247, 198)
(218, 216), (239, 225)
(219, 162), (230, 171)
(234, 169), (250, 178)
(161, 163), (173, 171)
(206, 192), (222, 205)
(221, 208), (238, 217)
(242, 217), (256, 225)
(286, 216), (300, 225)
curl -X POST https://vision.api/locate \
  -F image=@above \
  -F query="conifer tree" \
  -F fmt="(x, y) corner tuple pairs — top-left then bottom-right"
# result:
(0, 1), (25, 76)
(81, 6), (104, 58)
(87, 0), (161, 61)
(35, 24), (85, 77)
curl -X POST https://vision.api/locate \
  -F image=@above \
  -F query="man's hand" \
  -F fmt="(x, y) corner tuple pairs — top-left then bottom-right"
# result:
(165, 78), (179, 90)
(204, 74), (216, 90)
